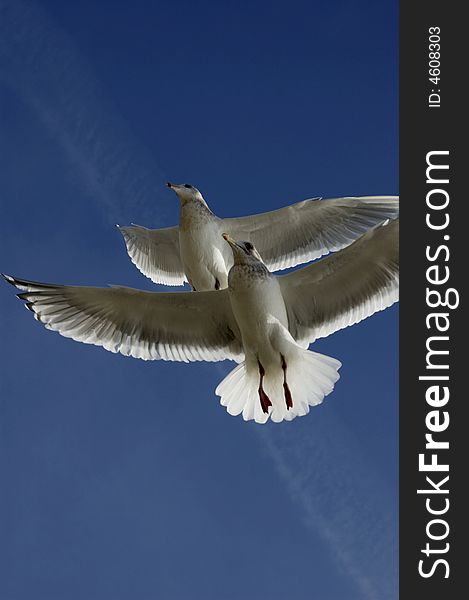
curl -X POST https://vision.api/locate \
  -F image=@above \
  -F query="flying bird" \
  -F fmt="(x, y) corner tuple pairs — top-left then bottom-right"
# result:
(3, 219), (398, 424)
(117, 183), (399, 291)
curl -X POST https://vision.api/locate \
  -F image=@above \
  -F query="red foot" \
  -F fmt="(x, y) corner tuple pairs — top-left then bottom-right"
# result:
(280, 355), (293, 410)
(258, 388), (272, 414)
(283, 382), (293, 410)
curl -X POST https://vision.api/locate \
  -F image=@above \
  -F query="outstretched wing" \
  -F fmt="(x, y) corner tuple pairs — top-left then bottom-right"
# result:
(222, 196), (399, 271)
(4, 275), (243, 363)
(118, 224), (186, 286)
(279, 219), (399, 347)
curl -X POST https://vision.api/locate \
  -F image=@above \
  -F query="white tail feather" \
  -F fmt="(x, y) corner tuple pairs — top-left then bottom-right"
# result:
(215, 349), (341, 424)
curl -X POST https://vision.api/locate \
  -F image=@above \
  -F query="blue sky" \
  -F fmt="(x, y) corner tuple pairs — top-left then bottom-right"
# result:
(0, 1), (398, 599)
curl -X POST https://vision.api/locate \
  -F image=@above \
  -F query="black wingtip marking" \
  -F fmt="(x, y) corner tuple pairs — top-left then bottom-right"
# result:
(2, 273), (17, 286)
(3, 274), (28, 289)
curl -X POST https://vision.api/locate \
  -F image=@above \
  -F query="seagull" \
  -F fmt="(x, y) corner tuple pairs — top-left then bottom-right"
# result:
(117, 183), (399, 291)
(3, 219), (398, 424)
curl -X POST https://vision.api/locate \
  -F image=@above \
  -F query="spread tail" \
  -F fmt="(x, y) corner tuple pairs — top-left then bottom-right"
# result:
(215, 348), (341, 424)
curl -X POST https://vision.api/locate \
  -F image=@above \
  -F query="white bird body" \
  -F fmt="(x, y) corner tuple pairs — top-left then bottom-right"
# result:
(4, 219), (399, 424)
(228, 262), (285, 356)
(178, 201), (230, 290)
(118, 183), (399, 291)
(218, 237), (341, 422)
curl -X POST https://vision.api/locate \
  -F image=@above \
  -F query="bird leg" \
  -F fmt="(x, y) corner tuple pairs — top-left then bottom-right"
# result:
(257, 360), (272, 414)
(281, 355), (293, 410)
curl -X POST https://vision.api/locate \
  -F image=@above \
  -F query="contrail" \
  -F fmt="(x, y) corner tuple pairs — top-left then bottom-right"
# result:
(0, 0), (166, 225)
(214, 360), (398, 598)
(257, 414), (398, 600)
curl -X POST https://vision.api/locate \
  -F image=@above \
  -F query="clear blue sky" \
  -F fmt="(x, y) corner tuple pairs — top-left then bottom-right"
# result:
(0, 1), (398, 599)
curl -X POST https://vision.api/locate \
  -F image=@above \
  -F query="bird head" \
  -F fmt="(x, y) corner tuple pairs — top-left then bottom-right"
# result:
(166, 182), (205, 205)
(222, 234), (264, 265)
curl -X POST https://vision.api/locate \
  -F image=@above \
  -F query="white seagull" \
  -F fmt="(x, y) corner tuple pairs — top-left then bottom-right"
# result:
(117, 183), (399, 291)
(3, 219), (398, 424)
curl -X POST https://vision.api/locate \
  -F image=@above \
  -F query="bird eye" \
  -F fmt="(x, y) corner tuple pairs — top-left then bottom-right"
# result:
(184, 184), (192, 189)
(245, 242), (253, 251)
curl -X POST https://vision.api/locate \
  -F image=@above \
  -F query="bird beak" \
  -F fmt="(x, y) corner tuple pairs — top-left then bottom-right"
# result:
(167, 182), (183, 196)
(222, 233), (237, 247)
(167, 182), (185, 193)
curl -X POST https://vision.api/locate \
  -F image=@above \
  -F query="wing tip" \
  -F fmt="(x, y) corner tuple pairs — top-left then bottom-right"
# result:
(2, 273), (22, 289)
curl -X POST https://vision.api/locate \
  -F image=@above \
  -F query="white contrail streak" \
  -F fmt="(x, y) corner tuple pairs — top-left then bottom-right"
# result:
(257, 414), (398, 600)
(214, 360), (398, 598)
(0, 0), (166, 224)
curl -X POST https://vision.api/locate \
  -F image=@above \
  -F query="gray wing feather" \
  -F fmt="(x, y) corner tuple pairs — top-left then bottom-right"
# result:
(118, 224), (186, 286)
(279, 219), (399, 346)
(222, 196), (399, 271)
(5, 276), (243, 363)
